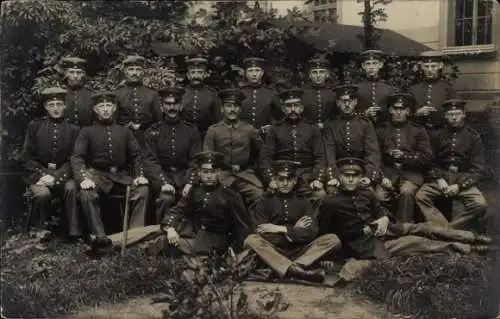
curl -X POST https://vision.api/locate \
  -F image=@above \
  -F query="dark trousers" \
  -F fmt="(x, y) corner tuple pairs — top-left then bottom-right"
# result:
(28, 179), (81, 236)
(79, 184), (149, 237)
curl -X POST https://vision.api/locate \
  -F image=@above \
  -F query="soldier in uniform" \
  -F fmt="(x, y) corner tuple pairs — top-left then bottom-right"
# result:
(356, 50), (397, 126)
(115, 55), (162, 146)
(243, 160), (341, 283)
(410, 51), (457, 130)
(21, 87), (81, 238)
(143, 86), (201, 223)
(204, 88), (264, 206)
(240, 57), (282, 132)
(323, 84), (382, 191)
(260, 88), (327, 201)
(415, 99), (487, 230)
(156, 151), (251, 256)
(301, 57), (337, 130)
(60, 57), (94, 127)
(181, 56), (221, 139)
(375, 92), (432, 222)
(71, 91), (150, 248)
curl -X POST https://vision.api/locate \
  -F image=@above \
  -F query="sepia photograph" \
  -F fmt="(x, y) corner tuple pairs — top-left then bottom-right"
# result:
(1, 0), (499, 318)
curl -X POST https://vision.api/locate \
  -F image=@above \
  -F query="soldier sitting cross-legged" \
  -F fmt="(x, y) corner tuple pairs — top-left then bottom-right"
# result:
(243, 160), (341, 283)
(71, 91), (150, 250)
(143, 86), (201, 223)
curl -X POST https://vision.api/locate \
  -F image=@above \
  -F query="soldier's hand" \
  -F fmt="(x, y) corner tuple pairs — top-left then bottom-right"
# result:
(309, 180), (324, 190)
(256, 223), (286, 234)
(365, 106), (381, 118)
(359, 177), (371, 188)
(232, 165), (241, 173)
(161, 183), (175, 194)
(182, 183), (193, 197)
(39, 174), (55, 187)
(268, 180), (278, 191)
(372, 216), (390, 237)
(381, 178), (393, 190)
(416, 106), (431, 117)
(260, 125), (271, 135)
(446, 184), (459, 196)
(391, 149), (404, 159)
(437, 178), (449, 193)
(295, 216), (312, 229)
(327, 178), (340, 187)
(166, 227), (180, 246)
(134, 176), (149, 186)
(80, 178), (96, 190)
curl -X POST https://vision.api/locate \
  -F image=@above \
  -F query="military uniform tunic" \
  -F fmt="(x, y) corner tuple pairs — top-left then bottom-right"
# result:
(356, 78), (397, 125)
(260, 119), (326, 185)
(301, 84), (337, 128)
(115, 84), (162, 128)
(65, 86), (94, 126)
(181, 84), (221, 135)
(410, 79), (457, 128)
(21, 117), (81, 234)
(323, 116), (381, 183)
(240, 84), (282, 129)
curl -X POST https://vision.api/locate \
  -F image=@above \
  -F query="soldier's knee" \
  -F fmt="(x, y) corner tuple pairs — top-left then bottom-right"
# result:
(243, 233), (263, 247)
(318, 233), (342, 249)
(400, 183), (418, 197)
(30, 185), (51, 200)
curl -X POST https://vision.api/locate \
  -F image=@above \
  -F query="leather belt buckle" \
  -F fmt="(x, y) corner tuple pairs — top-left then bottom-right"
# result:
(317, 122), (324, 129)
(448, 165), (458, 173)
(110, 166), (118, 173)
(169, 167), (178, 172)
(48, 163), (57, 170)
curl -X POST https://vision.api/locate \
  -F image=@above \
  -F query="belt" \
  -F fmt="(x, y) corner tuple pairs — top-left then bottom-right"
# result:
(164, 166), (188, 173)
(92, 165), (120, 173)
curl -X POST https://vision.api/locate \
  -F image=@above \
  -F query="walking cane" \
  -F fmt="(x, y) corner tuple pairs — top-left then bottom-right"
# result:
(121, 184), (131, 255)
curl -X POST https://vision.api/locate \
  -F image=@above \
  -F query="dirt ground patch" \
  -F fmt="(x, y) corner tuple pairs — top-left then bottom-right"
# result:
(73, 281), (401, 319)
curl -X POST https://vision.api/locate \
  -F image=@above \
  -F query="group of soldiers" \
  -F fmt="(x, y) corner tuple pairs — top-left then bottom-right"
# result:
(23, 48), (493, 284)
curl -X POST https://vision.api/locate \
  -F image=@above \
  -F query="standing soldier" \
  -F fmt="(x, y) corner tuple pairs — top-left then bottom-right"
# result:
(260, 88), (327, 201)
(301, 57), (337, 130)
(71, 91), (150, 249)
(410, 51), (457, 130)
(376, 92), (432, 222)
(356, 50), (397, 126)
(415, 99), (487, 230)
(240, 57), (282, 132)
(143, 86), (201, 223)
(204, 88), (264, 206)
(115, 55), (162, 146)
(22, 87), (81, 239)
(181, 55), (221, 140)
(244, 160), (341, 283)
(60, 57), (94, 127)
(323, 84), (382, 190)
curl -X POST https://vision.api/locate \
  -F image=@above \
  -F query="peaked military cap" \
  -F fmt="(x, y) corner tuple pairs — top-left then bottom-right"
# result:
(194, 151), (224, 168)
(158, 86), (185, 103)
(92, 91), (116, 105)
(219, 88), (246, 104)
(186, 55), (208, 68)
(279, 88), (304, 103)
(387, 92), (415, 110)
(442, 99), (466, 112)
(41, 87), (67, 102)
(243, 57), (266, 69)
(334, 84), (359, 99)
(60, 56), (87, 70)
(123, 55), (146, 67)
(419, 51), (446, 63)
(306, 57), (330, 70)
(337, 157), (366, 174)
(359, 50), (385, 62)
(272, 160), (301, 177)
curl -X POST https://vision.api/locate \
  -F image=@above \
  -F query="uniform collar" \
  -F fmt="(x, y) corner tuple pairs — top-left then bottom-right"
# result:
(222, 120), (240, 128)
(96, 118), (114, 126)
(365, 76), (380, 82)
(163, 116), (181, 125)
(48, 116), (65, 124)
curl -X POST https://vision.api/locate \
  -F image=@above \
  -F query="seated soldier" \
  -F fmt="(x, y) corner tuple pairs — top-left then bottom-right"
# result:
(376, 92), (432, 222)
(415, 99), (487, 230)
(21, 87), (81, 240)
(156, 151), (251, 256)
(143, 86), (201, 223)
(323, 84), (382, 192)
(319, 157), (493, 283)
(260, 88), (327, 201)
(71, 91), (150, 249)
(204, 88), (264, 206)
(244, 160), (341, 283)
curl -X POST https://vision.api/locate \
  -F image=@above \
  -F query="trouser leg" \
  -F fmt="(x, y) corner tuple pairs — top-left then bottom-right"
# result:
(62, 180), (81, 236)
(232, 179), (264, 206)
(386, 222), (477, 243)
(449, 186), (488, 230)
(384, 235), (471, 255)
(29, 184), (53, 229)
(155, 192), (176, 224)
(243, 234), (293, 277)
(293, 234), (341, 267)
(129, 185), (149, 229)
(79, 189), (106, 237)
(415, 182), (449, 226)
(395, 181), (419, 223)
